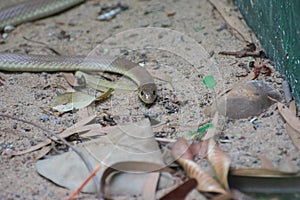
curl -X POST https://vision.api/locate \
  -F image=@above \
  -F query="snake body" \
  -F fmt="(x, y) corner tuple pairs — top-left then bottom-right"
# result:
(0, 53), (157, 104)
(0, 0), (86, 30)
(0, 0), (157, 104)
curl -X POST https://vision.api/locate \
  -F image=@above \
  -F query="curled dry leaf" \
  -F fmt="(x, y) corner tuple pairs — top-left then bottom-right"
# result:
(176, 157), (227, 194)
(172, 138), (227, 194)
(207, 139), (231, 190)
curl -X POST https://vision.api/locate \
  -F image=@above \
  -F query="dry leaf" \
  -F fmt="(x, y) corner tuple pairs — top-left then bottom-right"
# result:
(51, 91), (96, 112)
(207, 139), (231, 190)
(278, 101), (300, 151)
(177, 158), (227, 194)
(278, 102), (300, 133)
(171, 138), (227, 194)
(160, 179), (198, 200)
(142, 172), (160, 200)
(34, 146), (52, 160)
(62, 72), (79, 87)
(11, 115), (103, 156)
(286, 125), (300, 152)
(36, 119), (176, 195)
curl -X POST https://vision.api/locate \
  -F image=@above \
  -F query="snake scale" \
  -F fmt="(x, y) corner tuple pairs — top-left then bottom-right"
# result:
(0, 0), (157, 104)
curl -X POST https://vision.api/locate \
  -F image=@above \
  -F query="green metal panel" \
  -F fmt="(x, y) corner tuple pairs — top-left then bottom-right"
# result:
(234, 0), (300, 103)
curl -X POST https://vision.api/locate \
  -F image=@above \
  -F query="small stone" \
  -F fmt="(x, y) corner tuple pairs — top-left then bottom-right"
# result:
(40, 115), (50, 122)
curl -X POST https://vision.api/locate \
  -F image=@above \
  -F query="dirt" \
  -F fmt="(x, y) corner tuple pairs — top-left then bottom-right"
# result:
(0, 0), (299, 199)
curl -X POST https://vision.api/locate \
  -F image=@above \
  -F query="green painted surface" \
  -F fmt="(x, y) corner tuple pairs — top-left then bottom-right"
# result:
(234, 0), (300, 103)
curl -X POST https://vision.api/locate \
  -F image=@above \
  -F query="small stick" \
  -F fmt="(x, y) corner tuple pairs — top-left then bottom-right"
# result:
(0, 114), (102, 198)
(219, 50), (266, 58)
(67, 162), (102, 200)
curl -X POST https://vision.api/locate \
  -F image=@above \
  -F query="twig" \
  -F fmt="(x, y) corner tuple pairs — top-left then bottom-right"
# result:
(67, 162), (102, 200)
(0, 114), (102, 198)
(219, 49), (267, 58)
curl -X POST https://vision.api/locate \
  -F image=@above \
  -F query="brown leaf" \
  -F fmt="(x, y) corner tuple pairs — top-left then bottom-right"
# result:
(278, 102), (300, 132)
(286, 124), (300, 152)
(11, 115), (101, 156)
(207, 139), (231, 190)
(160, 178), (198, 200)
(176, 157), (227, 194)
(34, 146), (52, 160)
(62, 72), (79, 87)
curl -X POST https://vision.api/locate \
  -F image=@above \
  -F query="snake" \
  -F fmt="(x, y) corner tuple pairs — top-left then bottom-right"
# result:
(0, 0), (157, 104)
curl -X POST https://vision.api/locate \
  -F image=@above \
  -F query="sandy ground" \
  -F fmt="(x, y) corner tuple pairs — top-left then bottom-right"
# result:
(0, 0), (299, 199)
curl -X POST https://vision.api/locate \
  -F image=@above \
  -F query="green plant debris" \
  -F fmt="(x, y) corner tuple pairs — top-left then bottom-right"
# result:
(189, 123), (214, 140)
(203, 75), (217, 89)
(194, 25), (205, 31)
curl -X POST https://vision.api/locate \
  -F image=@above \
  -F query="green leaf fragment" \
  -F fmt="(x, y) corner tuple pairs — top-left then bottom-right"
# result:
(189, 123), (214, 141)
(197, 123), (214, 133)
(203, 75), (217, 89)
(195, 25), (205, 31)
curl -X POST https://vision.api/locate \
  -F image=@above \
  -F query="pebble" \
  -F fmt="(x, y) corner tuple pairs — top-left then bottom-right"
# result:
(23, 127), (31, 132)
(40, 115), (50, 122)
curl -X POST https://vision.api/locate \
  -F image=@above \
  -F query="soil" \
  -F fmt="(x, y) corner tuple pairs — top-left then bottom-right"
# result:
(0, 0), (299, 199)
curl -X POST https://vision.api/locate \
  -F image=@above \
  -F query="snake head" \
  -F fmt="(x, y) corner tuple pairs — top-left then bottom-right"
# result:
(138, 83), (157, 104)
